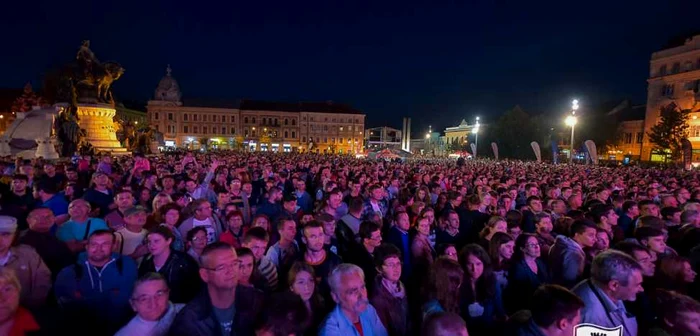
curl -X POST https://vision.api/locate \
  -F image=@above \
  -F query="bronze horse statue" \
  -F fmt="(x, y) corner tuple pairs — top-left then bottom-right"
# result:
(75, 61), (125, 104)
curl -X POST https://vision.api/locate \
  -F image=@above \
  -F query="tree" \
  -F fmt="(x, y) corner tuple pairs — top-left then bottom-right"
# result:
(647, 103), (690, 162)
(11, 83), (46, 112)
(484, 106), (545, 160)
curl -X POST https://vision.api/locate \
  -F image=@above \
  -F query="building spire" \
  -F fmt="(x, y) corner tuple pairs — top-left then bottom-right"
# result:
(166, 64), (172, 76)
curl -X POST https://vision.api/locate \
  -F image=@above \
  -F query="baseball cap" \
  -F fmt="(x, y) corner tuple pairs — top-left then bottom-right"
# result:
(123, 206), (148, 217)
(0, 216), (18, 233)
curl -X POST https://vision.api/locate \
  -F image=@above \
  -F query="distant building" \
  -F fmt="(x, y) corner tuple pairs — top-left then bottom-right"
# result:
(642, 34), (700, 162)
(115, 102), (147, 125)
(444, 119), (478, 149)
(364, 126), (402, 150)
(147, 66), (365, 153)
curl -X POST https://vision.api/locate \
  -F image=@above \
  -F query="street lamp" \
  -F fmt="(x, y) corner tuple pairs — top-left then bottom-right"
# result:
(473, 117), (480, 158)
(565, 100), (579, 164)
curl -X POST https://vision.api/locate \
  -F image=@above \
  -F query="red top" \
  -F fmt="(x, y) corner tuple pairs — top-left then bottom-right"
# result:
(9, 307), (40, 336)
(353, 321), (364, 336)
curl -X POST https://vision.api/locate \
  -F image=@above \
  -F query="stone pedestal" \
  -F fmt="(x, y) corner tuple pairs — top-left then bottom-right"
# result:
(34, 137), (59, 159)
(76, 104), (129, 155)
(0, 138), (11, 157)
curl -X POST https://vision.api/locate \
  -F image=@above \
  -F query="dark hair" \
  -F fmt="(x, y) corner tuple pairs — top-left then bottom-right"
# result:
(148, 225), (175, 242)
(458, 244), (496, 302)
(614, 241), (651, 258)
(276, 216), (295, 232)
(243, 226), (269, 244)
(622, 200), (638, 213)
(634, 226), (664, 242)
(653, 289), (700, 328)
(358, 221), (381, 241)
(225, 210), (244, 222)
(513, 233), (538, 261)
(589, 204), (614, 223)
(425, 257), (463, 314)
(661, 207), (681, 220)
(88, 229), (114, 243)
(373, 243), (402, 269)
(530, 285), (584, 328)
(488, 232), (513, 271)
(11, 174), (28, 182)
(254, 292), (309, 336)
(235, 247), (254, 260)
(187, 226), (208, 242)
(569, 219), (597, 237)
(421, 312), (467, 336)
(34, 181), (58, 194)
(301, 220), (323, 237)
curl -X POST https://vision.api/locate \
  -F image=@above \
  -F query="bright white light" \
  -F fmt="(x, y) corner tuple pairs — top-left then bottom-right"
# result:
(565, 115), (578, 126)
(572, 99), (579, 111)
(426, 133), (430, 139)
(473, 127), (479, 134)
(134, 121), (138, 125)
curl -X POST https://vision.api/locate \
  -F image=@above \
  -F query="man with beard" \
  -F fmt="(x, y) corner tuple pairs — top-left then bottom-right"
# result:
(299, 221), (342, 303)
(55, 230), (138, 335)
(319, 264), (387, 336)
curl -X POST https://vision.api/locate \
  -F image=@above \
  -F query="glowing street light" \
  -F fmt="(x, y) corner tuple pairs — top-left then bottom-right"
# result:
(473, 116), (480, 158)
(565, 100), (579, 164)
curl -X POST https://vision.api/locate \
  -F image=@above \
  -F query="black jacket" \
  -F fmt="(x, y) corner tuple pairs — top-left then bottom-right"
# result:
(168, 286), (265, 336)
(139, 250), (202, 303)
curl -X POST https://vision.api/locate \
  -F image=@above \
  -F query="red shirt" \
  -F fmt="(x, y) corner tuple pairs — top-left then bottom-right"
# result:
(9, 307), (40, 336)
(353, 321), (364, 336)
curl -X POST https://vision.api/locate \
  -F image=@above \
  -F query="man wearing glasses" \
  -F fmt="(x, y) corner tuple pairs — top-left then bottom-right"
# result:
(170, 242), (264, 336)
(116, 273), (183, 336)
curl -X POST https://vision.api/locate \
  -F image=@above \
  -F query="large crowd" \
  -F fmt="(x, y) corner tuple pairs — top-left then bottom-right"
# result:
(0, 151), (700, 335)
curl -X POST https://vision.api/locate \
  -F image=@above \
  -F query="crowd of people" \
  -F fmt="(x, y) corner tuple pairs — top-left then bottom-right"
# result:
(0, 151), (700, 335)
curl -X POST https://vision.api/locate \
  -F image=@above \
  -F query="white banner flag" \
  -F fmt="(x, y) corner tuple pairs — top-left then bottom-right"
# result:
(491, 142), (499, 161)
(584, 140), (598, 165)
(530, 141), (541, 163)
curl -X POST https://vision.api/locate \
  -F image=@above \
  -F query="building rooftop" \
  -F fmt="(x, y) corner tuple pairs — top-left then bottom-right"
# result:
(178, 98), (363, 115)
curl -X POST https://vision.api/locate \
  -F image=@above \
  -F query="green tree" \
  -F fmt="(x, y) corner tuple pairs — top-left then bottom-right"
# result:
(485, 106), (544, 160)
(647, 103), (690, 162)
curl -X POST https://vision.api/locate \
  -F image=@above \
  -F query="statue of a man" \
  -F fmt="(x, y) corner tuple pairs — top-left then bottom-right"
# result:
(76, 40), (100, 80)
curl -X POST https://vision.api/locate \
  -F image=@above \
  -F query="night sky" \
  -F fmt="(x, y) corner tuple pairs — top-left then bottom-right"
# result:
(2, 0), (699, 131)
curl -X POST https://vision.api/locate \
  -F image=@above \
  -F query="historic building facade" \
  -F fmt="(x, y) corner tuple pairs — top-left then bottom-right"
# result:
(444, 119), (477, 148)
(641, 34), (700, 162)
(147, 66), (365, 153)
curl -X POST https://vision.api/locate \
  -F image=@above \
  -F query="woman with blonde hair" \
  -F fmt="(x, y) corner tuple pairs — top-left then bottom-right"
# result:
(145, 193), (174, 230)
(479, 216), (508, 250)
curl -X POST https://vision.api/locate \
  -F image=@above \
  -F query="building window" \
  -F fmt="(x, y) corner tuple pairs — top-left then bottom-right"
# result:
(302, 136), (306, 142)
(623, 133), (632, 144)
(302, 117), (306, 121)
(244, 128), (249, 137)
(324, 118), (328, 122)
(184, 114), (188, 121)
(213, 127), (217, 134)
(252, 130), (256, 137)
(245, 117), (249, 124)
(231, 128), (235, 135)
(339, 126), (344, 131)
(685, 61), (694, 72)
(184, 125), (189, 133)
(232, 116), (235, 123)
(324, 137), (328, 143)
(168, 125), (176, 133)
(693, 126), (700, 138)
(285, 119), (288, 125)
(154, 113), (159, 120)
(658, 65), (667, 76)
(221, 126), (226, 134)
(203, 115), (208, 122)
(292, 131), (296, 138)
(262, 118), (267, 125)
(284, 131), (288, 138)
(194, 126), (198, 133)
(662, 84), (674, 97)
(672, 62), (681, 73)
(221, 116), (226, 123)
(340, 138), (343, 143)
(203, 126), (208, 134)
(316, 137), (320, 143)
(636, 132), (643, 144)
(310, 117), (314, 122)
(252, 117), (256, 124)
(331, 138), (335, 143)
(194, 115), (198, 122)
(292, 119), (296, 126)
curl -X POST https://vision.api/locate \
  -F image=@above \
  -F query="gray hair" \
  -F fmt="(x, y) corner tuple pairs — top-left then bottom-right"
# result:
(591, 250), (642, 286)
(681, 210), (698, 224)
(328, 263), (365, 294)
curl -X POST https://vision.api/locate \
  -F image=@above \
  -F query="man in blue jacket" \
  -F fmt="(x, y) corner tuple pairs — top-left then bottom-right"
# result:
(55, 229), (138, 335)
(319, 263), (387, 336)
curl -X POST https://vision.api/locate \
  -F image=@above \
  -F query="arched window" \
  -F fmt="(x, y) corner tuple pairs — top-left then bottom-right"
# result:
(244, 117), (249, 123)
(292, 119), (296, 126)
(285, 119), (289, 125)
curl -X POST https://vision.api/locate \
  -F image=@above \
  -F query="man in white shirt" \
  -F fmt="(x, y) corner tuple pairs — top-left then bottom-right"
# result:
(115, 206), (149, 262)
(115, 273), (184, 336)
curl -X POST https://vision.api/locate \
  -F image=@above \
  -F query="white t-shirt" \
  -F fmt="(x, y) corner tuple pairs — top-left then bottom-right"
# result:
(115, 302), (184, 336)
(192, 217), (216, 244)
(116, 228), (147, 256)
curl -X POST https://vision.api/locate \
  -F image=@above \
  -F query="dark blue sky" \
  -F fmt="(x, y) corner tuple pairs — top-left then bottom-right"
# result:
(2, 0), (699, 130)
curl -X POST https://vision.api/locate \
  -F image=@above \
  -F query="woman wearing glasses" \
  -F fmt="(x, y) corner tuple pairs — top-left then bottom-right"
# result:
(504, 233), (550, 314)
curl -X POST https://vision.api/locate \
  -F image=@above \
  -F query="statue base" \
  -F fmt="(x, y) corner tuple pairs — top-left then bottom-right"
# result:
(76, 104), (130, 156)
(34, 137), (60, 160)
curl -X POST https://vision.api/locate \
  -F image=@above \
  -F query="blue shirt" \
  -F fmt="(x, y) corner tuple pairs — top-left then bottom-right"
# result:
(319, 304), (388, 336)
(57, 217), (109, 242)
(42, 194), (69, 217)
